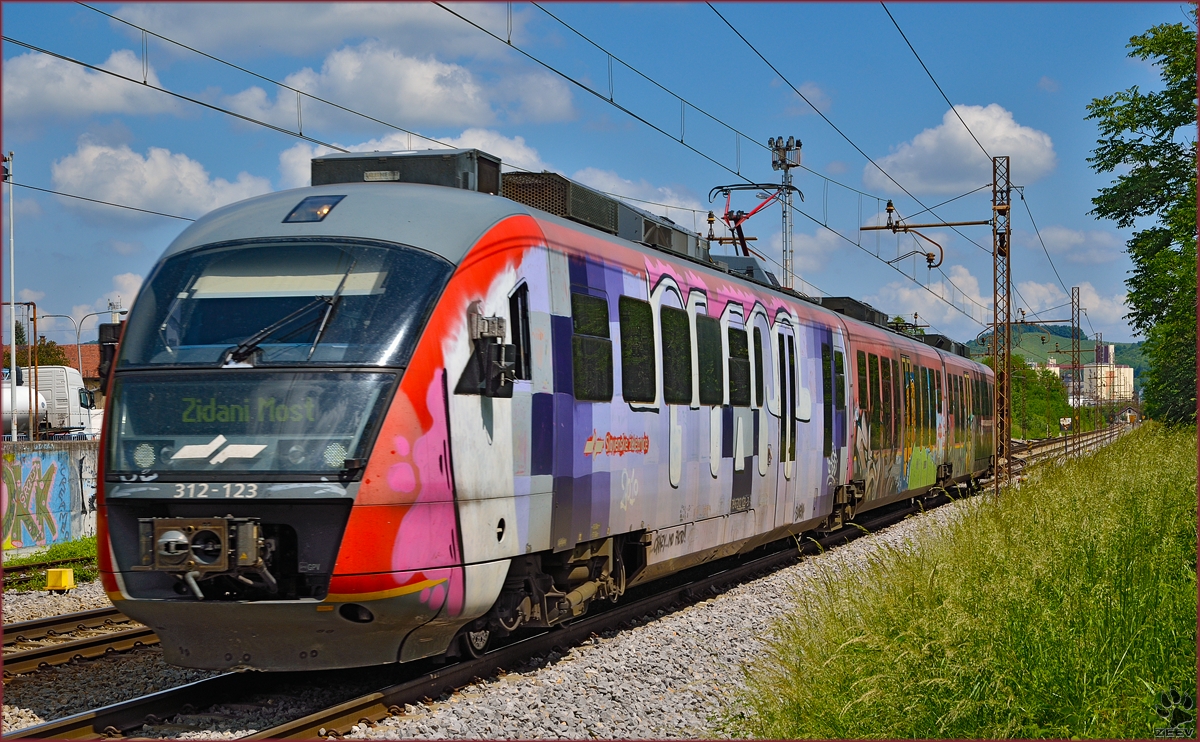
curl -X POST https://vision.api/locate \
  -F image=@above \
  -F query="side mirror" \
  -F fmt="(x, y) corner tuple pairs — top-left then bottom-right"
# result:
(484, 343), (516, 398)
(79, 388), (96, 409)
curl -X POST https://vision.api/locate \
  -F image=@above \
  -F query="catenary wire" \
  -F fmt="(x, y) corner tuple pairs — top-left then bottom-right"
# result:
(9, 181), (195, 221)
(880, 2), (991, 162)
(705, 3), (994, 263)
(1, 36), (350, 153)
(528, 1), (881, 201)
(437, 2), (987, 325)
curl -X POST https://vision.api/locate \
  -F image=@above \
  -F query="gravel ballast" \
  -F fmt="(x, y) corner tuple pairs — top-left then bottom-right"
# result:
(1, 500), (969, 738)
(3, 580), (111, 624)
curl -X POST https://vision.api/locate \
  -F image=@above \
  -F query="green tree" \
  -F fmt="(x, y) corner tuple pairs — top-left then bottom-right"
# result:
(3, 337), (72, 369)
(1087, 15), (1196, 423)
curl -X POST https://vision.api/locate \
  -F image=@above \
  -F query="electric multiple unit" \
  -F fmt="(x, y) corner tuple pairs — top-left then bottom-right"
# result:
(98, 149), (995, 671)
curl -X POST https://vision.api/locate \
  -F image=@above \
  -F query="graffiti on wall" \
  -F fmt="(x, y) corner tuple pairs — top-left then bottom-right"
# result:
(2, 451), (75, 549)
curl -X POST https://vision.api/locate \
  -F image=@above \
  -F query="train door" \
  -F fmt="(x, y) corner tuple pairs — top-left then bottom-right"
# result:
(900, 355), (913, 478)
(773, 323), (798, 528)
(821, 335), (849, 487)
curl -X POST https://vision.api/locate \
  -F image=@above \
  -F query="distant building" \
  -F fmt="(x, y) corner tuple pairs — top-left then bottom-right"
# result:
(2, 343), (101, 388)
(1041, 347), (1134, 406)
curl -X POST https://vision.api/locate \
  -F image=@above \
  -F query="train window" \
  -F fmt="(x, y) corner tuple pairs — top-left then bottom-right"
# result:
(618, 297), (655, 403)
(935, 370), (942, 419)
(822, 343), (833, 457)
(787, 336), (798, 461)
(570, 293), (612, 402)
(661, 306), (692, 404)
(918, 366), (929, 446)
(834, 350), (846, 411)
(856, 351), (868, 411)
(869, 354), (882, 449)
(697, 316), (724, 406)
(509, 284), (532, 381)
(752, 328), (765, 408)
(880, 356), (893, 448)
(728, 327), (751, 407)
(118, 239), (454, 368)
(949, 373), (958, 433)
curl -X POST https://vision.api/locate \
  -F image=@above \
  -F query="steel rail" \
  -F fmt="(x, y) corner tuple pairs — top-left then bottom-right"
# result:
(244, 498), (936, 740)
(3, 606), (124, 641)
(3, 625), (159, 676)
(6, 499), (929, 740)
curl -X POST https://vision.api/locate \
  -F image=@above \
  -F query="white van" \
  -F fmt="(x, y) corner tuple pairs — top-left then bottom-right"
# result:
(18, 365), (101, 437)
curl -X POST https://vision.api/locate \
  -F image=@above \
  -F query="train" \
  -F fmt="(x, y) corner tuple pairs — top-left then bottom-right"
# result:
(97, 148), (995, 671)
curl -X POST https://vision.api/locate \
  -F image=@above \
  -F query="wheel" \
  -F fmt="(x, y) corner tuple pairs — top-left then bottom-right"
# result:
(461, 627), (491, 658)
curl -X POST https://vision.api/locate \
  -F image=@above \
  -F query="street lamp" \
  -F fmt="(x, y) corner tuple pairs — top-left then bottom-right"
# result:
(37, 310), (127, 382)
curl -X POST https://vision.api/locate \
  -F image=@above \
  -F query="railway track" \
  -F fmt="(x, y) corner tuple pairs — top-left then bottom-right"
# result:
(6, 494), (947, 740)
(1008, 424), (1129, 475)
(4, 557), (97, 589)
(7, 424), (1132, 739)
(2, 607), (158, 677)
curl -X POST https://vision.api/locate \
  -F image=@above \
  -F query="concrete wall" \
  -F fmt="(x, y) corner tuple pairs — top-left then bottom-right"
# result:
(2, 440), (98, 553)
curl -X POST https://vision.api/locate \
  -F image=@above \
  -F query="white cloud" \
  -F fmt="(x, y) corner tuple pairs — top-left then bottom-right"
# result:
(224, 42), (572, 132)
(866, 264), (990, 339)
(72, 273), (144, 334)
(110, 240), (143, 256)
(1077, 282), (1129, 329)
(786, 81), (832, 116)
(11, 197), (42, 218)
(1037, 76), (1060, 93)
(570, 168), (704, 230)
(51, 139), (272, 220)
(277, 128), (551, 190)
(18, 288), (45, 303)
(760, 228), (843, 276)
(1015, 280), (1066, 315)
(1018, 225), (1123, 264)
(224, 42), (495, 130)
(2, 49), (180, 122)
(865, 104), (1056, 194)
(113, 3), (523, 60)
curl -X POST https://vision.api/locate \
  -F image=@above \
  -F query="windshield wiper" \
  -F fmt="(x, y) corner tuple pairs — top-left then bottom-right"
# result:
(223, 298), (328, 366)
(307, 258), (357, 360)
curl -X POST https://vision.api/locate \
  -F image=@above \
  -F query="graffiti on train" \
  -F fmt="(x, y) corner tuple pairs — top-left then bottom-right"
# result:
(2, 451), (74, 549)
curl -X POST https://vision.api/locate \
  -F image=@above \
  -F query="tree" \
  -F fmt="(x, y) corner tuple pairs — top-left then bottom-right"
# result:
(1087, 14), (1196, 424)
(3, 337), (72, 369)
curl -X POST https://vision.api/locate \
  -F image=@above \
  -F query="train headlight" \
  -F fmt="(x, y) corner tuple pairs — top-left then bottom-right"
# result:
(287, 445), (307, 465)
(156, 529), (189, 565)
(133, 443), (156, 469)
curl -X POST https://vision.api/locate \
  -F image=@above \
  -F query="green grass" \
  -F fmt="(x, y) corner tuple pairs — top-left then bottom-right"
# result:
(3, 535), (99, 590)
(720, 424), (1197, 738)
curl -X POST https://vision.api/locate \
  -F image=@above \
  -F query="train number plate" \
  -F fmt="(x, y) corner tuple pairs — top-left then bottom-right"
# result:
(173, 482), (260, 498)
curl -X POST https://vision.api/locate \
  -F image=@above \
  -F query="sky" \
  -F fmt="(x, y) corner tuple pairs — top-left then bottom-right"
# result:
(1, 1), (1186, 347)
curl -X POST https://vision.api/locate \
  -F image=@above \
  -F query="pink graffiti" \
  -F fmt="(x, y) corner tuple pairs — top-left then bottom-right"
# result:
(388, 374), (464, 616)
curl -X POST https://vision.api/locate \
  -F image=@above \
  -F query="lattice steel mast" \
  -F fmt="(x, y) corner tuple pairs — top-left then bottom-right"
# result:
(991, 156), (1012, 492)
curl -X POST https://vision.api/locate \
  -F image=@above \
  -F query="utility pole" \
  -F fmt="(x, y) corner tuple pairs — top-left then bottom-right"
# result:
(991, 156), (1012, 493)
(4, 151), (14, 440)
(1070, 286), (1080, 455)
(768, 136), (801, 289)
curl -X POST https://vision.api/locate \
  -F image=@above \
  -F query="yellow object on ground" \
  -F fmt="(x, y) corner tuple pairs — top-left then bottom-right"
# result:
(46, 567), (76, 592)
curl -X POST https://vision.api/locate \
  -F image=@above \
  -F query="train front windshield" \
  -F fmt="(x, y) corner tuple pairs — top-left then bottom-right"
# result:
(118, 238), (453, 368)
(108, 238), (452, 479)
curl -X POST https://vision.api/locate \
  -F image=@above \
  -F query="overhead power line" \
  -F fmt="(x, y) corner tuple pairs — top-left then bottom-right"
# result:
(879, 2), (991, 162)
(438, 2), (987, 325)
(10, 181), (195, 221)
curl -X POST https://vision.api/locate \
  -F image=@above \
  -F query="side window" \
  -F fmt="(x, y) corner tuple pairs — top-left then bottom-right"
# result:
(752, 327), (765, 408)
(821, 342), (833, 457)
(618, 297), (655, 403)
(869, 353), (882, 449)
(696, 315), (724, 406)
(856, 350), (868, 411)
(660, 306), (692, 404)
(570, 292), (612, 402)
(509, 284), (532, 380)
(728, 327), (751, 407)
(787, 335), (797, 461)
(833, 349), (846, 411)
(918, 366), (928, 445)
(935, 370), (942, 419)
(880, 355), (893, 448)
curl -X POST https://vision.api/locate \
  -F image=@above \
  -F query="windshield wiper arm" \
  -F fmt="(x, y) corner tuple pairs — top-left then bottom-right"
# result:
(307, 258), (358, 360)
(224, 297), (328, 365)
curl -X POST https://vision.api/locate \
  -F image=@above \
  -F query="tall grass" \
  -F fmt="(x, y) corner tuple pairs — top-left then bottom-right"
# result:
(722, 424), (1196, 738)
(3, 535), (99, 590)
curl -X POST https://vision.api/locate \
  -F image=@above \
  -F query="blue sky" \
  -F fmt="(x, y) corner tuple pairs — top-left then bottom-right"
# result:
(2, 2), (1184, 346)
